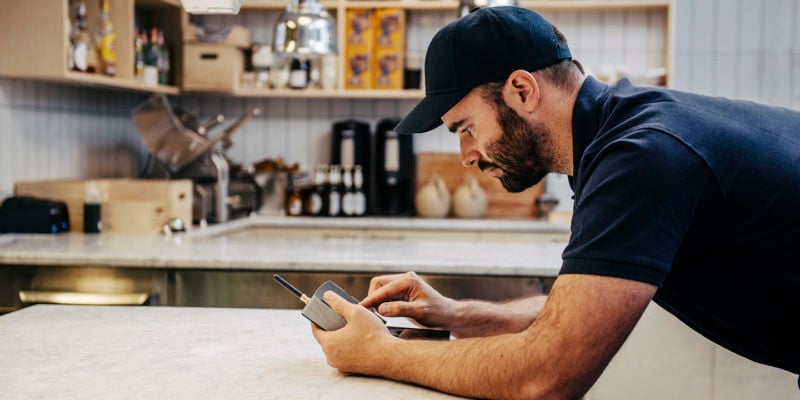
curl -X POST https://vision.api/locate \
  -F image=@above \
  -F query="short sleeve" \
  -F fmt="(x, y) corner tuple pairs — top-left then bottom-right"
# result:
(561, 129), (716, 286)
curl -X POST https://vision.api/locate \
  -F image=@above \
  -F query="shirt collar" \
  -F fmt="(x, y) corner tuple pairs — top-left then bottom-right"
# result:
(570, 76), (609, 184)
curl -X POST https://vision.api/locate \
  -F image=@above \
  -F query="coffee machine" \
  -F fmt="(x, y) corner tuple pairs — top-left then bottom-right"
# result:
(374, 118), (414, 216)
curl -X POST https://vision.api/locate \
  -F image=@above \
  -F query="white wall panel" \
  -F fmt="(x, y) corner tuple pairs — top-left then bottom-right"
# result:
(763, 0), (794, 52)
(738, 0), (763, 53)
(2, 0), (800, 204)
(714, 0), (738, 54)
(691, 0), (715, 52)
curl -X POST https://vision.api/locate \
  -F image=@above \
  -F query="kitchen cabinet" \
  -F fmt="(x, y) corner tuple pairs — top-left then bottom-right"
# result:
(0, 0), (182, 94)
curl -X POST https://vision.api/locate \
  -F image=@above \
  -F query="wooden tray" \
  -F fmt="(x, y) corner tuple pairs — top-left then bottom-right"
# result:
(415, 152), (543, 219)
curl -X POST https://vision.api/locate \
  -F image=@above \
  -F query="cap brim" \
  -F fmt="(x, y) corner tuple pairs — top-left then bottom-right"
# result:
(395, 88), (473, 134)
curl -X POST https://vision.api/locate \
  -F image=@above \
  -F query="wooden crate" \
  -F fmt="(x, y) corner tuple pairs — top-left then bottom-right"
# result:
(182, 43), (244, 92)
(415, 152), (544, 219)
(14, 179), (193, 233)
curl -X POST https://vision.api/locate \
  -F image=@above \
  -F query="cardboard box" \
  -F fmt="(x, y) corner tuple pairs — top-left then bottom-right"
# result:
(182, 43), (244, 92)
(374, 8), (406, 50)
(346, 9), (375, 49)
(374, 48), (403, 90)
(14, 179), (193, 233)
(345, 50), (373, 89)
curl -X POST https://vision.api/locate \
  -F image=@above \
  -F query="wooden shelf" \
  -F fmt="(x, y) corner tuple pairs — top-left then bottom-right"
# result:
(63, 72), (180, 94)
(520, 0), (669, 10)
(0, 0), (182, 96)
(341, 1), (458, 10)
(1, 0), (672, 97)
(242, 0), (338, 10)
(243, 0), (670, 11)
(223, 87), (424, 99)
(137, 0), (183, 8)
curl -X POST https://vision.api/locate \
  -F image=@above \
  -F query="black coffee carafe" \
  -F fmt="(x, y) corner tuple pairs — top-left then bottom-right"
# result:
(374, 118), (415, 216)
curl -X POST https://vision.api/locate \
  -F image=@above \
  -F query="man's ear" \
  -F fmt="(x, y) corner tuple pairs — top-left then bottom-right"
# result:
(504, 70), (540, 114)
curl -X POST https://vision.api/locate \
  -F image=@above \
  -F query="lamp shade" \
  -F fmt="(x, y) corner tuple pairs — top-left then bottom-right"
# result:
(273, 0), (337, 58)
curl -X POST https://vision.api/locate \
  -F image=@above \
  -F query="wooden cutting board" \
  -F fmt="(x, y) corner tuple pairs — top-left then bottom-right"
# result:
(415, 152), (543, 219)
(15, 179), (193, 233)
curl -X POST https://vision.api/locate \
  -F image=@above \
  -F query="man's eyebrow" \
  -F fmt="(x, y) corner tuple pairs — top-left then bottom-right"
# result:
(447, 119), (467, 134)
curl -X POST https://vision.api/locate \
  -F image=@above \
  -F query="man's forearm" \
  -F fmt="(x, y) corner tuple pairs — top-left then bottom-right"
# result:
(378, 332), (543, 399)
(449, 295), (547, 338)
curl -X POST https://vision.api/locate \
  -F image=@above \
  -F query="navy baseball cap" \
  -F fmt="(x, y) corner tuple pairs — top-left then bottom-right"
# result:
(395, 6), (572, 134)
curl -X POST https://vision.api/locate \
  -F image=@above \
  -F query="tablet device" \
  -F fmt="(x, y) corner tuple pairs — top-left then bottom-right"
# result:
(273, 274), (450, 340)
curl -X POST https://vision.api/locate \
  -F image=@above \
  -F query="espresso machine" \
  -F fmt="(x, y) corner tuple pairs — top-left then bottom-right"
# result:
(132, 94), (261, 224)
(374, 118), (414, 216)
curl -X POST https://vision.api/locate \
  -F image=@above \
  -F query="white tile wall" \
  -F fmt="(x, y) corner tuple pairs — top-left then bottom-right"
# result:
(2, 0), (800, 199)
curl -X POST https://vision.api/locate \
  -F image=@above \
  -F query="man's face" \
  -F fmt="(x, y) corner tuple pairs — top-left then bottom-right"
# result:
(442, 86), (557, 193)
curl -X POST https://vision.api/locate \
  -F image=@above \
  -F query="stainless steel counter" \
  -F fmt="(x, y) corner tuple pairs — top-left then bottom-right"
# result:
(0, 216), (567, 312)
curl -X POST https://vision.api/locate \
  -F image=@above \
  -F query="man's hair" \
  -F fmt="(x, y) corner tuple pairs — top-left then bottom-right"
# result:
(480, 25), (584, 96)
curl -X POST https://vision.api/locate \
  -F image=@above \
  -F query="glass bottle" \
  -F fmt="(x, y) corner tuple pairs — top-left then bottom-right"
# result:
(285, 173), (308, 217)
(156, 29), (170, 85)
(70, 1), (93, 73)
(142, 27), (160, 85)
(96, 0), (116, 77)
(341, 166), (354, 217)
(327, 165), (343, 217)
(306, 164), (329, 217)
(134, 30), (145, 81)
(352, 165), (367, 217)
(83, 181), (102, 233)
(289, 58), (308, 89)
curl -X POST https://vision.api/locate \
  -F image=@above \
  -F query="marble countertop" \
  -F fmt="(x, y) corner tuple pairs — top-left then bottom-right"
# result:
(0, 216), (567, 277)
(0, 305), (465, 399)
(194, 214), (571, 236)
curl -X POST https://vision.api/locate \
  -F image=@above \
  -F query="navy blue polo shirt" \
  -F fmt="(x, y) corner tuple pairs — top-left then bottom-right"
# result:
(561, 76), (800, 376)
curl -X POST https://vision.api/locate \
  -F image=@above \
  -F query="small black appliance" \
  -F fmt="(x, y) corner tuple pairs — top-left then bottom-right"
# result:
(0, 196), (70, 234)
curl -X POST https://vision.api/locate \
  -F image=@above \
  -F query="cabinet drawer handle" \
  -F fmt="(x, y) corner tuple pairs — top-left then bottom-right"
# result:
(19, 291), (150, 306)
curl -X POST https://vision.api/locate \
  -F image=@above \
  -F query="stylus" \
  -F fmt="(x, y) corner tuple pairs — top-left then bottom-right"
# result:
(273, 274), (309, 304)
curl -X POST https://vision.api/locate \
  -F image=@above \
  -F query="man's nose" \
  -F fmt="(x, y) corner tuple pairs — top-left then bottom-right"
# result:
(459, 135), (480, 167)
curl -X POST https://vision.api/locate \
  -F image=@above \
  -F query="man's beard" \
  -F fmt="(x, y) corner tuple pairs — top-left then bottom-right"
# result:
(479, 96), (556, 193)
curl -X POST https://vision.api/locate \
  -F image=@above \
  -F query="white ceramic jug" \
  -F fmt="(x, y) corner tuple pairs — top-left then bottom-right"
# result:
(452, 174), (488, 218)
(415, 174), (451, 218)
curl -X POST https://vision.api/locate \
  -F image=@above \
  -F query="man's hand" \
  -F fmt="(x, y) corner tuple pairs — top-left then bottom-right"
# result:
(311, 291), (397, 376)
(360, 271), (457, 330)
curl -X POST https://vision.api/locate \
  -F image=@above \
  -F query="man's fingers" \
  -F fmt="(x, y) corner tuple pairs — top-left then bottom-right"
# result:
(323, 291), (354, 317)
(367, 273), (406, 294)
(360, 278), (413, 308)
(378, 301), (421, 319)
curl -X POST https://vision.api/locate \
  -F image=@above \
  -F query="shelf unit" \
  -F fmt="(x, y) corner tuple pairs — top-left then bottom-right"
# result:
(0, 0), (672, 97)
(0, 0), (181, 95)
(241, 0), (670, 11)
(231, 0), (673, 97)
